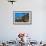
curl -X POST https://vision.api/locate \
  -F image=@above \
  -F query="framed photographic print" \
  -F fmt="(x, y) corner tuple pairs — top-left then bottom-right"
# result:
(13, 11), (32, 25)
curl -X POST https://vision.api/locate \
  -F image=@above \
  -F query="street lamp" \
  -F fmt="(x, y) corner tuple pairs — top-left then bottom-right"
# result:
(8, 0), (16, 4)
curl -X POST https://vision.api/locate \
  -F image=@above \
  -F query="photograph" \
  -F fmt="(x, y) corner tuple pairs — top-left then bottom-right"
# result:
(15, 13), (29, 22)
(13, 11), (32, 25)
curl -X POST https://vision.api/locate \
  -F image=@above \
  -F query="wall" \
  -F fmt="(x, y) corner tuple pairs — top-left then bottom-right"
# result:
(0, 0), (46, 41)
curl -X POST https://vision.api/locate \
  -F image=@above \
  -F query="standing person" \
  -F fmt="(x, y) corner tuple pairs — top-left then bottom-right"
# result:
(18, 33), (25, 46)
(2, 43), (6, 46)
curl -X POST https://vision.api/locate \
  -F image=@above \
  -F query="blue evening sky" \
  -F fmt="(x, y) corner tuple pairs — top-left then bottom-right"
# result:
(15, 13), (27, 17)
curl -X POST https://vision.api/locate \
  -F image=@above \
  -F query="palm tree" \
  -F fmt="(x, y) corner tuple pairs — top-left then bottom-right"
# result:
(22, 13), (29, 22)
